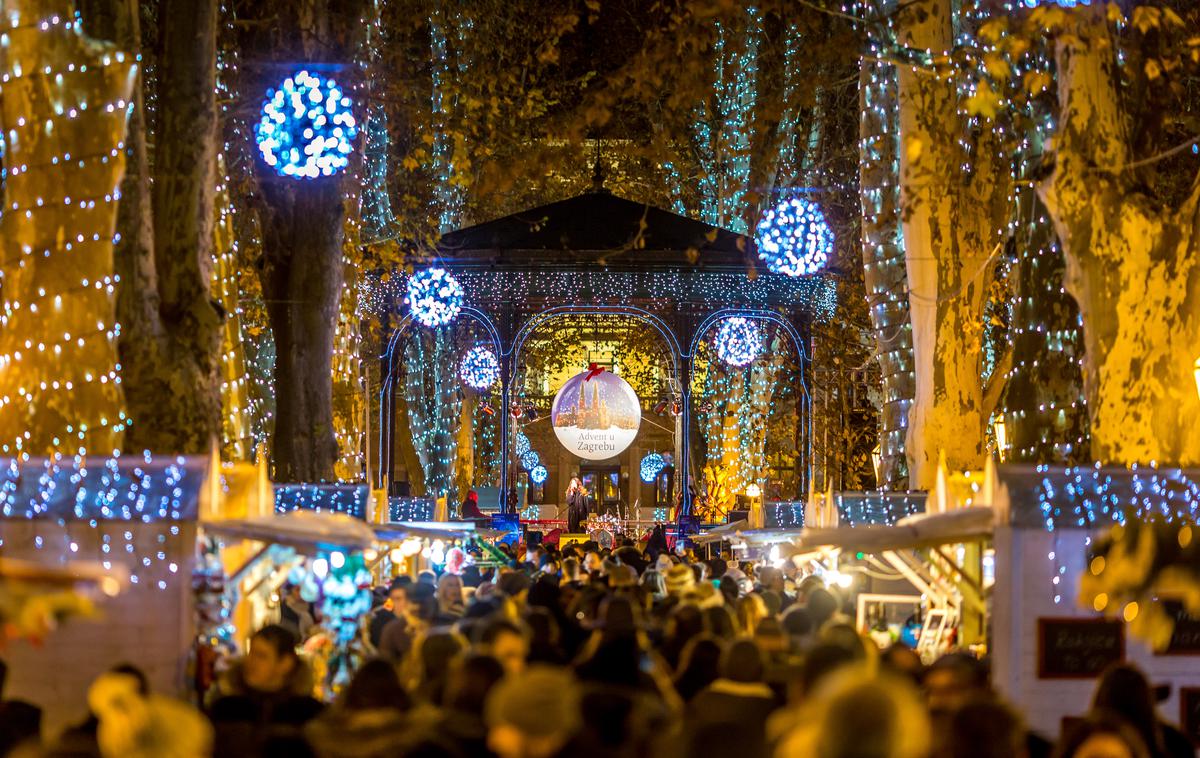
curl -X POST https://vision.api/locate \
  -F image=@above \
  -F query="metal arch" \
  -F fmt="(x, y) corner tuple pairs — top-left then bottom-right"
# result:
(508, 304), (683, 370)
(680, 308), (813, 517)
(376, 308), (504, 491)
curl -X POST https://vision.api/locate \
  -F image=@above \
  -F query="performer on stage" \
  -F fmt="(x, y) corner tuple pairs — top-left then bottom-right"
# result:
(566, 477), (588, 533)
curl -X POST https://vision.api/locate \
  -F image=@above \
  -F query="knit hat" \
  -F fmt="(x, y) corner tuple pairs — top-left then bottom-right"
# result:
(665, 563), (695, 596)
(485, 666), (582, 738)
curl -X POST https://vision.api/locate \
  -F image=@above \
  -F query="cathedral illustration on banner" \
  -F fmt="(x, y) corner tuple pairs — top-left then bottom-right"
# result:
(552, 373), (640, 432)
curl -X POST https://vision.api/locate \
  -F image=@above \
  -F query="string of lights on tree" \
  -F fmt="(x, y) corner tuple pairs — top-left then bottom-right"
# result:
(0, 8), (137, 460)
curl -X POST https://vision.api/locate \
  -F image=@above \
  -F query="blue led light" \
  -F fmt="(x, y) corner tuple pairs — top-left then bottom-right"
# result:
(520, 451), (540, 471)
(406, 268), (463, 327)
(530, 465), (548, 485)
(714, 317), (763, 367)
(459, 346), (500, 391)
(515, 432), (531, 457)
(640, 453), (666, 483)
(755, 197), (833, 277)
(256, 70), (358, 179)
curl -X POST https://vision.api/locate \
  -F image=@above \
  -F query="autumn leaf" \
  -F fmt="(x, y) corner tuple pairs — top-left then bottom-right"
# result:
(1131, 6), (1161, 34)
(983, 52), (1011, 81)
(978, 18), (1008, 46)
(1144, 59), (1162, 81)
(1024, 70), (1052, 95)
(965, 80), (1001, 119)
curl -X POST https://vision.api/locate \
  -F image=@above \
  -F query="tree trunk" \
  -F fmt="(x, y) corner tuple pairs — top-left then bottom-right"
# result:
(260, 179), (347, 482)
(897, 0), (1010, 487)
(1040, 8), (1200, 465)
(81, 0), (224, 455)
(0, 0), (136, 456)
(859, 56), (913, 489)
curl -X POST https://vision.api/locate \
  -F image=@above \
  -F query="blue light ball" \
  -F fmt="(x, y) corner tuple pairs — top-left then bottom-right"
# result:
(521, 451), (540, 470)
(459, 346), (499, 391)
(530, 465), (548, 485)
(515, 432), (531, 457)
(714, 317), (763, 367)
(755, 197), (833, 276)
(406, 268), (463, 327)
(256, 70), (358, 179)
(640, 453), (666, 483)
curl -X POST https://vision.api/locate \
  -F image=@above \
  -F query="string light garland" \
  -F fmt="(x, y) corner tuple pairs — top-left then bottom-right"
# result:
(459, 346), (499, 391)
(405, 268), (463, 328)
(755, 197), (834, 277)
(714, 317), (763, 367)
(640, 452), (666, 483)
(255, 70), (358, 179)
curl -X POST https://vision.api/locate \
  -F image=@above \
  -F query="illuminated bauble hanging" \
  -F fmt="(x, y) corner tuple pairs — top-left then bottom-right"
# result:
(459, 346), (499, 390)
(406, 268), (463, 327)
(515, 432), (531, 457)
(714, 317), (763, 367)
(755, 197), (833, 276)
(520, 451), (540, 470)
(550, 370), (642, 461)
(640, 452), (666, 483)
(529, 465), (549, 485)
(256, 70), (358, 179)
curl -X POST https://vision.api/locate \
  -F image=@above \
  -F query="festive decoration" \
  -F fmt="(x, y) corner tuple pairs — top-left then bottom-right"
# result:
(515, 432), (532, 457)
(530, 465), (548, 485)
(459, 346), (500, 391)
(520, 450), (540, 470)
(551, 370), (642, 460)
(405, 268), (464, 328)
(754, 197), (833, 277)
(640, 453), (666, 483)
(256, 70), (358, 179)
(714, 317), (763, 367)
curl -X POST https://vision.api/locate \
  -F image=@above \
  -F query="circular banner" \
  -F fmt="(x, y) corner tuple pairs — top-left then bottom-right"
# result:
(551, 369), (641, 460)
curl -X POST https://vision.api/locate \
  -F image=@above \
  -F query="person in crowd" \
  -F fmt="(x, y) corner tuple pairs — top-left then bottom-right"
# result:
(687, 639), (777, 755)
(409, 631), (466, 707)
(1090, 663), (1194, 758)
(435, 573), (466, 624)
(475, 618), (530, 677)
(279, 582), (316, 641)
(673, 635), (724, 703)
(438, 653), (507, 758)
(377, 580), (415, 663)
(207, 624), (323, 754)
(1055, 714), (1152, 758)
(486, 666), (584, 758)
(304, 658), (410, 757)
(460, 489), (485, 519)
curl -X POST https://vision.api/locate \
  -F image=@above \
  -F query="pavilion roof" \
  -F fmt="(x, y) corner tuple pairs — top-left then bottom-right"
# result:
(437, 190), (751, 271)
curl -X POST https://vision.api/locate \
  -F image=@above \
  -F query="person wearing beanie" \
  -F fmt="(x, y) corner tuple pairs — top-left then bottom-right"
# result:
(665, 563), (695, 597)
(485, 666), (582, 758)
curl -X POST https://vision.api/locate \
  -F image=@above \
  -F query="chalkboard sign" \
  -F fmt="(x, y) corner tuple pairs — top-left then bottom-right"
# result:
(1037, 617), (1124, 679)
(1156, 601), (1200, 655)
(1180, 688), (1200, 746)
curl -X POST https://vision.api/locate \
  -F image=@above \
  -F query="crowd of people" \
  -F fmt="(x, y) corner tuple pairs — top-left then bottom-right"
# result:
(0, 535), (1196, 758)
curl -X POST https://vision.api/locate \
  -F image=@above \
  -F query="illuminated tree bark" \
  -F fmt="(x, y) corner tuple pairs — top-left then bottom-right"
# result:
(1040, 8), (1200, 466)
(896, 0), (1010, 488)
(0, 0), (136, 457)
(98, 0), (223, 455)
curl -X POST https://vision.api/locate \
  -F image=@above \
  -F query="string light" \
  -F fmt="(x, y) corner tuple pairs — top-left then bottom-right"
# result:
(405, 268), (463, 328)
(459, 346), (499, 391)
(755, 197), (834, 277)
(255, 70), (358, 179)
(714, 317), (763, 367)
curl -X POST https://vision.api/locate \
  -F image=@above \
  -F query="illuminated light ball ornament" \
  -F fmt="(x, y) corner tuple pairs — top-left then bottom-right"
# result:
(640, 453), (666, 483)
(530, 465), (549, 485)
(755, 197), (833, 277)
(256, 70), (358, 179)
(515, 432), (531, 457)
(406, 268), (463, 327)
(521, 451), (540, 471)
(714, 317), (763, 367)
(459, 346), (499, 390)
